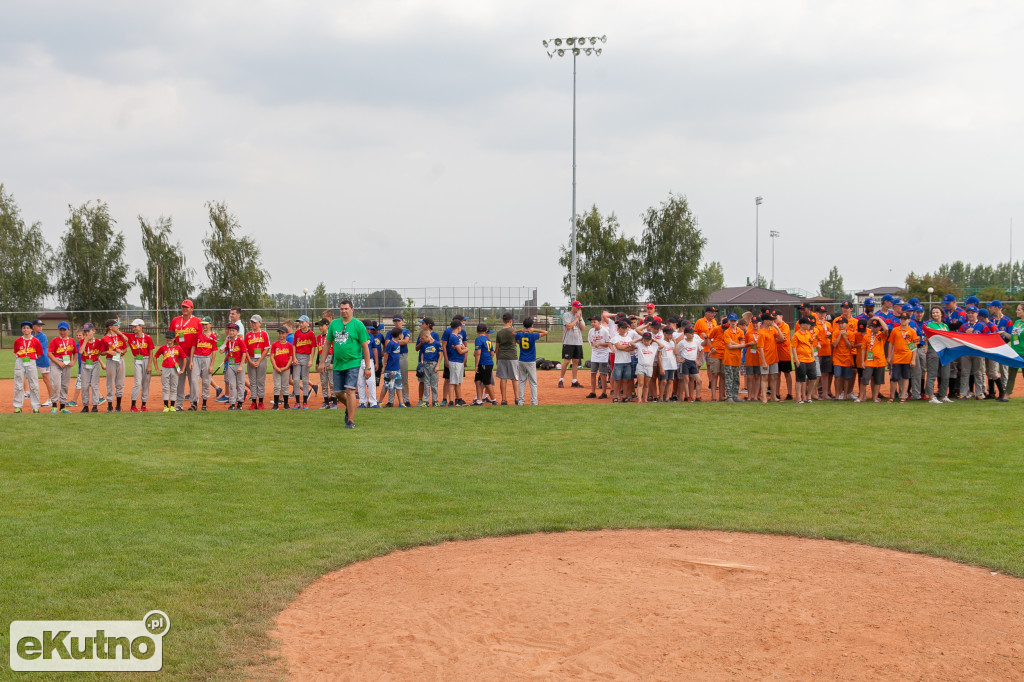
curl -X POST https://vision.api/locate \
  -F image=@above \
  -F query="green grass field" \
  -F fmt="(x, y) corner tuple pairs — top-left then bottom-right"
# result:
(0, 343), (585, 379)
(2, 403), (1022, 679)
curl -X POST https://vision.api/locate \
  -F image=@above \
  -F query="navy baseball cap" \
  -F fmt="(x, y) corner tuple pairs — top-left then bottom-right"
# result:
(966, 296), (980, 305)
(943, 294), (956, 303)
(882, 294), (894, 302)
(978, 309), (989, 318)
(914, 305), (924, 312)
(841, 301), (853, 308)
(863, 298), (875, 306)
(164, 329), (175, 338)
(966, 305), (978, 312)
(32, 318), (44, 326)
(989, 300), (1003, 308)
(392, 315), (403, 321)
(908, 297), (920, 305)
(901, 304), (913, 312)
(20, 320), (32, 328)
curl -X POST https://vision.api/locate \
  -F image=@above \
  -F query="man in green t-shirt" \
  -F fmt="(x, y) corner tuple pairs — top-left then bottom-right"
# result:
(492, 312), (519, 405)
(318, 300), (371, 428)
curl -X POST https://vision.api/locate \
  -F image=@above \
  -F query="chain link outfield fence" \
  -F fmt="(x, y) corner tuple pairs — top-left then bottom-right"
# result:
(4, 289), (1023, 348)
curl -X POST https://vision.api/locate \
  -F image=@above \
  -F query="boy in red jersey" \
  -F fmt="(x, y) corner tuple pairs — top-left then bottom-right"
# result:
(315, 317), (332, 407)
(126, 319), (155, 412)
(47, 321), (78, 413)
(78, 323), (104, 412)
(291, 315), (317, 409)
(169, 299), (203, 406)
(13, 321), (45, 413)
(189, 317), (219, 411)
(154, 330), (186, 412)
(270, 326), (296, 410)
(222, 323), (249, 410)
(245, 314), (271, 409)
(99, 319), (130, 412)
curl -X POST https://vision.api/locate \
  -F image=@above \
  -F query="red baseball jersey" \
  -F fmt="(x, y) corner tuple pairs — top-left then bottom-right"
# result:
(245, 330), (270, 360)
(293, 329), (316, 356)
(192, 331), (218, 357)
(13, 336), (44, 361)
(79, 338), (102, 364)
(49, 336), (78, 362)
(128, 333), (154, 357)
(155, 344), (184, 369)
(223, 337), (247, 366)
(100, 332), (128, 357)
(169, 315), (204, 351)
(270, 340), (294, 371)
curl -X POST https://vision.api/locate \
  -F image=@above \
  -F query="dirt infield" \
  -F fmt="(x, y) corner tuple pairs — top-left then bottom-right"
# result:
(272, 530), (1024, 680)
(5, 368), (1024, 412)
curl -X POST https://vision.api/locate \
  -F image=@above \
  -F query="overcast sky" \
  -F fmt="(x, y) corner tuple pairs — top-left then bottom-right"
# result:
(3, 0), (1022, 306)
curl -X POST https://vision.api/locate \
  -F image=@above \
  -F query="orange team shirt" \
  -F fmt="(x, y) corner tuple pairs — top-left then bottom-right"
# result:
(155, 344), (183, 369)
(831, 328), (855, 367)
(757, 327), (779, 365)
(722, 327), (745, 366)
(49, 336), (78, 362)
(245, 331), (270, 360)
(694, 317), (716, 351)
(193, 331), (218, 357)
(831, 316), (856, 341)
(708, 325), (727, 359)
(791, 329), (817, 364)
(270, 340), (294, 371)
(13, 336), (44, 360)
(863, 330), (887, 367)
(745, 328), (762, 366)
(888, 326), (919, 365)
(816, 322), (833, 357)
(775, 321), (792, 362)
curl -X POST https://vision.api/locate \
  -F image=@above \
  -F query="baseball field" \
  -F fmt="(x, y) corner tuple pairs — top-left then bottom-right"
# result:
(2, 400), (1023, 679)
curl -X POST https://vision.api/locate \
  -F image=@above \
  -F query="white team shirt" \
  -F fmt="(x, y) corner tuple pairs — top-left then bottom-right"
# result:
(660, 339), (678, 370)
(678, 337), (701, 363)
(588, 327), (611, 363)
(611, 331), (640, 363)
(636, 340), (663, 368)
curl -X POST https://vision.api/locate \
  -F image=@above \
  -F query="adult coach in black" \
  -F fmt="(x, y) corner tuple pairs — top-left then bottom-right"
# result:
(559, 300), (584, 388)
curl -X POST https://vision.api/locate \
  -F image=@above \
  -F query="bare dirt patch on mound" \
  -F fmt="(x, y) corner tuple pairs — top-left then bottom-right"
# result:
(272, 529), (1024, 680)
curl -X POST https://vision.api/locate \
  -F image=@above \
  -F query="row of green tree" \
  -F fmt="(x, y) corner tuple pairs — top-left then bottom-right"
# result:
(904, 262), (1023, 303)
(558, 194), (725, 306)
(0, 184), (272, 322)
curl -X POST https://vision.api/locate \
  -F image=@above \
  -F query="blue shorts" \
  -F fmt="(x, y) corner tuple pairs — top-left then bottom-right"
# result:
(834, 365), (854, 379)
(612, 363), (631, 381)
(333, 367), (360, 392)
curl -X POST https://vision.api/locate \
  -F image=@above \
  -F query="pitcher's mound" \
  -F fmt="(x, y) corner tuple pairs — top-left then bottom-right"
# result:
(273, 530), (1024, 680)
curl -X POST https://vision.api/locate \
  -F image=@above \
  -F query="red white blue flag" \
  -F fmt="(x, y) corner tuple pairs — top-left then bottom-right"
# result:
(924, 328), (1024, 368)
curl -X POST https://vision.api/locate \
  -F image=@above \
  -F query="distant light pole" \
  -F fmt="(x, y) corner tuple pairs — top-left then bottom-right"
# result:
(544, 34), (607, 303)
(927, 286), (934, 312)
(755, 196), (763, 286)
(303, 287), (309, 319)
(769, 230), (780, 289)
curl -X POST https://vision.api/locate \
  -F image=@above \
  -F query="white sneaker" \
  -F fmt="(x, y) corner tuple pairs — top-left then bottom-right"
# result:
(837, 393), (845, 401)
(853, 397), (861, 403)
(942, 396), (954, 403)
(929, 397), (942, 404)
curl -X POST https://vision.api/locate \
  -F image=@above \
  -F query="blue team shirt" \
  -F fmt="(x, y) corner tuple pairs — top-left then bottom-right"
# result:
(383, 339), (402, 371)
(515, 331), (541, 363)
(943, 307), (967, 330)
(443, 327), (468, 363)
(286, 332), (294, 344)
(33, 331), (50, 367)
(391, 327), (411, 354)
(419, 332), (441, 363)
(963, 321), (987, 334)
(475, 336), (494, 366)
(992, 316), (1012, 336)
(367, 334), (383, 366)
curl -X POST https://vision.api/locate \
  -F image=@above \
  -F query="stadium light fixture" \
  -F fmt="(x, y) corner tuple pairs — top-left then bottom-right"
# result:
(543, 35), (607, 303)
(769, 230), (780, 288)
(755, 196), (763, 286)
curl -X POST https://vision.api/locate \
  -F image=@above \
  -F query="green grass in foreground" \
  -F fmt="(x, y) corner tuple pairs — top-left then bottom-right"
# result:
(1, 402), (1022, 679)
(0, 342), (586, 379)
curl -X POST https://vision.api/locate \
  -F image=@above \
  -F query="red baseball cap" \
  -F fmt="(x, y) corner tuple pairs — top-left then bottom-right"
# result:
(181, 299), (194, 308)
(571, 300), (582, 308)
(646, 302), (655, 309)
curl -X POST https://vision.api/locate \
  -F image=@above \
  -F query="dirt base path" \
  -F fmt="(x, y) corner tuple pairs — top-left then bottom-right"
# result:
(272, 530), (1024, 681)
(4, 368), (1023, 412)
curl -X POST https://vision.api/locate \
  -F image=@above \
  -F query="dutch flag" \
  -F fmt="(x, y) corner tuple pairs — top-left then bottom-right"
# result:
(924, 328), (1024, 368)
